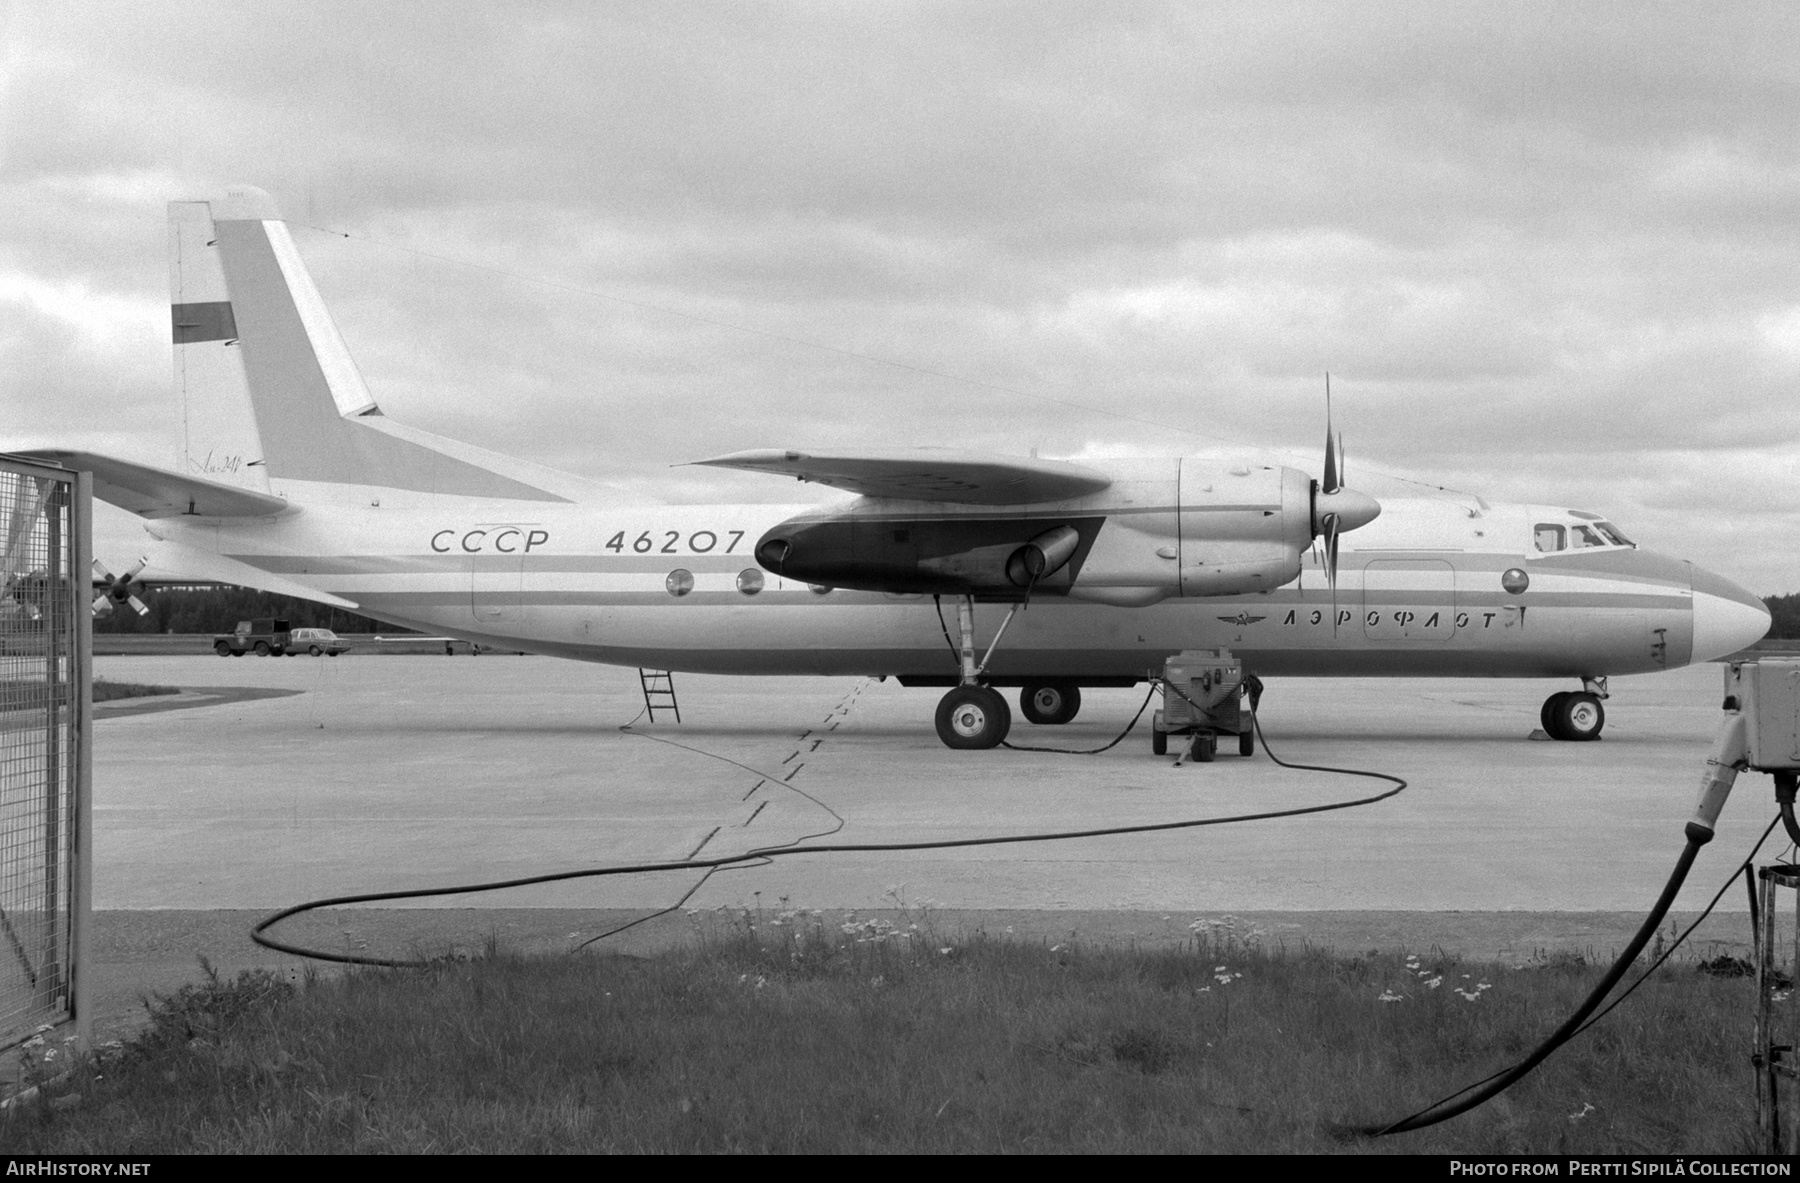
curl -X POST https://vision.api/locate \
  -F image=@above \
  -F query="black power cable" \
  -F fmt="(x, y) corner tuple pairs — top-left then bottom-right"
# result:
(251, 699), (1408, 967)
(1363, 814), (1783, 1131)
(1358, 809), (1772, 1136)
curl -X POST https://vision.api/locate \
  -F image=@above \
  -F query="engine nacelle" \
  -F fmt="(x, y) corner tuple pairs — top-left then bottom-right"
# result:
(754, 513), (1105, 597)
(753, 457), (1329, 602)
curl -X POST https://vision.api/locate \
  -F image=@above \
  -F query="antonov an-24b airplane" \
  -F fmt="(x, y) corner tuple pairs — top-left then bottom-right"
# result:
(30, 188), (1772, 750)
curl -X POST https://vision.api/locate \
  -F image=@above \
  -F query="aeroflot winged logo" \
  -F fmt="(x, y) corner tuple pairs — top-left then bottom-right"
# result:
(1217, 612), (1267, 626)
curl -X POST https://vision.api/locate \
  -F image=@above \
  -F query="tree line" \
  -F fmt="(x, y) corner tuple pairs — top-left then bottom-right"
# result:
(92, 586), (401, 634)
(96, 585), (1800, 639)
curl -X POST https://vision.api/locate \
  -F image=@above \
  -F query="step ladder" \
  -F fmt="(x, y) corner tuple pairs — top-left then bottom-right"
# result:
(638, 669), (681, 723)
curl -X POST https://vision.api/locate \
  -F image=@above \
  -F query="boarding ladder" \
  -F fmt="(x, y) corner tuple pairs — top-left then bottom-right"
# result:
(637, 669), (681, 724)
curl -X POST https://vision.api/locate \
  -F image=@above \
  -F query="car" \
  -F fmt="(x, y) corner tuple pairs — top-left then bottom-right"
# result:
(213, 617), (290, 656)
(288, 628), (350, 657)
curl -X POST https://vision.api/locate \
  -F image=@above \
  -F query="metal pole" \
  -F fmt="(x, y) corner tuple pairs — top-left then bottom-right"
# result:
(69, 471), (91, 1047)
(39, 480), (63, 1014)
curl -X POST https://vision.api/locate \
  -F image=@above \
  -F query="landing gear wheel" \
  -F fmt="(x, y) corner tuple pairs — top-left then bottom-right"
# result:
(1551, 692), (1605, 742)
(1020, 680), (1081, 725)
(1152, 727), (1168, 756)
(935, 686), (1013, 750)
(214, 641), (232, 657)
(1189, 732), (1217, 762)
(1540, 691), (1569, 737)
(1238, 727), (1255, 758)
(253, 641), (270, 656)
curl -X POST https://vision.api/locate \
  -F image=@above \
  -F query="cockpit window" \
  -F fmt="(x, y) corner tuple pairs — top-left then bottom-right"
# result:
(1568, 524), (1605, 549)
(1536, 519), (1635, 554)
(1594, 521), (1633, 547)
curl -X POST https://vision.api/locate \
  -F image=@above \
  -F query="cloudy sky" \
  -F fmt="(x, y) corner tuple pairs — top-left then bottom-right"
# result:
(4, 2), (1798, 591)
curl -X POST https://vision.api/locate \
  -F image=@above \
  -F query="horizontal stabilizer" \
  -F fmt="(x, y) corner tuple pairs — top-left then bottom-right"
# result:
(694, 447), (1112, 505)
(17, 451), (292, 519)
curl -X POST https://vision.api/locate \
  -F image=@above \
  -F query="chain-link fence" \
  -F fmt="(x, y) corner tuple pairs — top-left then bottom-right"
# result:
(0, 457), (89, 1050)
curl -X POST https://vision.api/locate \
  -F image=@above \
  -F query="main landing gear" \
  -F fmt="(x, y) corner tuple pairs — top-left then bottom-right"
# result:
(932, 596), (1025, 750)
(1540, 677), (1607, 742)
(1020, 680), (1081, 726)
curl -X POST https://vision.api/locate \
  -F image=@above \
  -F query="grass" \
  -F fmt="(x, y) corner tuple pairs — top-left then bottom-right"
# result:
(91, 679), (180, 703)
(0, 914), (1771, 1154)
(0, 678), (178, 710)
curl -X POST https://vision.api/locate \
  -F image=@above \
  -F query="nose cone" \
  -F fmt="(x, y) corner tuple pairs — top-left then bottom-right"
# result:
(1316, 487), (1381, 533)
(1689, 565), (1770, 662)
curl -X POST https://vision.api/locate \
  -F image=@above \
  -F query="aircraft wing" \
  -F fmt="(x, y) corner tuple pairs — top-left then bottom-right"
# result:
(693, 448), (1112, 505)
(15, 451), (291, 518)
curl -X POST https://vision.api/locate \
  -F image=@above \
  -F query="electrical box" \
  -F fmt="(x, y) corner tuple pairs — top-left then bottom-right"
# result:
(1728, 660), (1800, 771)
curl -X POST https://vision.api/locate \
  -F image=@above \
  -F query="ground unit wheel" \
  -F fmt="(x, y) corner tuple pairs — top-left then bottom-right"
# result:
(309, 645), (323, 656)
(1152, 727), (1167, 756)
(1551, 691), (1605, 742)
(935, 685), (1012, 750)
(1238, 728), (1255, 758)
(1189, 732), (1217, 762)
(214, 641), (232, 657)
(1020, 680), (1081, 725)
(253, 640), (270, 656)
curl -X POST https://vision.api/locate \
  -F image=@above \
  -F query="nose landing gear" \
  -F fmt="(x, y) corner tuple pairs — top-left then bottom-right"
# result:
(1540, 677), (1608, 741)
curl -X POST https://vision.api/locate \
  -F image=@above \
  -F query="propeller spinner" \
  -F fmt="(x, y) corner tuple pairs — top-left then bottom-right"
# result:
(92, 556), (150, 617)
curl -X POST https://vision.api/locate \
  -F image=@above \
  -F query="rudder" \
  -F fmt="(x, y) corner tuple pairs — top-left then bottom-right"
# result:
(172, 187), (568, 503)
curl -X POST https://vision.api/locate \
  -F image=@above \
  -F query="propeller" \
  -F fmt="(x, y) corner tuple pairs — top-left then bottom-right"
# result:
(1309, 377), (1381, 630)
(92, 556), (150, 617)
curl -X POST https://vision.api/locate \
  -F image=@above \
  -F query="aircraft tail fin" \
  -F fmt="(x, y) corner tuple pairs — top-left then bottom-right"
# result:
(171, 188), (586, 504)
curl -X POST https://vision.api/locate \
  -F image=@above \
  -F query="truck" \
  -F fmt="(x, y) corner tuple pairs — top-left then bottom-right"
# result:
(212, 618), (291, 657)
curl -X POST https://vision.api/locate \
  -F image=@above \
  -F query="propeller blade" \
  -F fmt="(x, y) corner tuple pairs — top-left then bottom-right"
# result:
(1322, 374), (1338, 494)
(1335, 432), (1345, 490)
(1324, 513), (1341, 633)
(92, 558), (113, 583)
(126, 595), (150, 617)
(123, 556), (148, 581)
(91, 595), (111, 616)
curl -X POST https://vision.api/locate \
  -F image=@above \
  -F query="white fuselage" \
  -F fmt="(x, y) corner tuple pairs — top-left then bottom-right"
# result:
(142, 485), (1760, 683)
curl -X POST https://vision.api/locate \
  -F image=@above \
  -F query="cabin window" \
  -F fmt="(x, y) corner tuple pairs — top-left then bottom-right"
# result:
(665, 569), (694, 598)
(736, 568), (765, 596)
(1534, 524), (1565, 552)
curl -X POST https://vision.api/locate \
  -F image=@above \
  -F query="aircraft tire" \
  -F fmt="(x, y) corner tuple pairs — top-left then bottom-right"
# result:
(935, 686), (1012, 750)
(1552, 692), (1605, 742)
(1020, 680), (1081, 725)
(1540, 692), (1570, 738)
